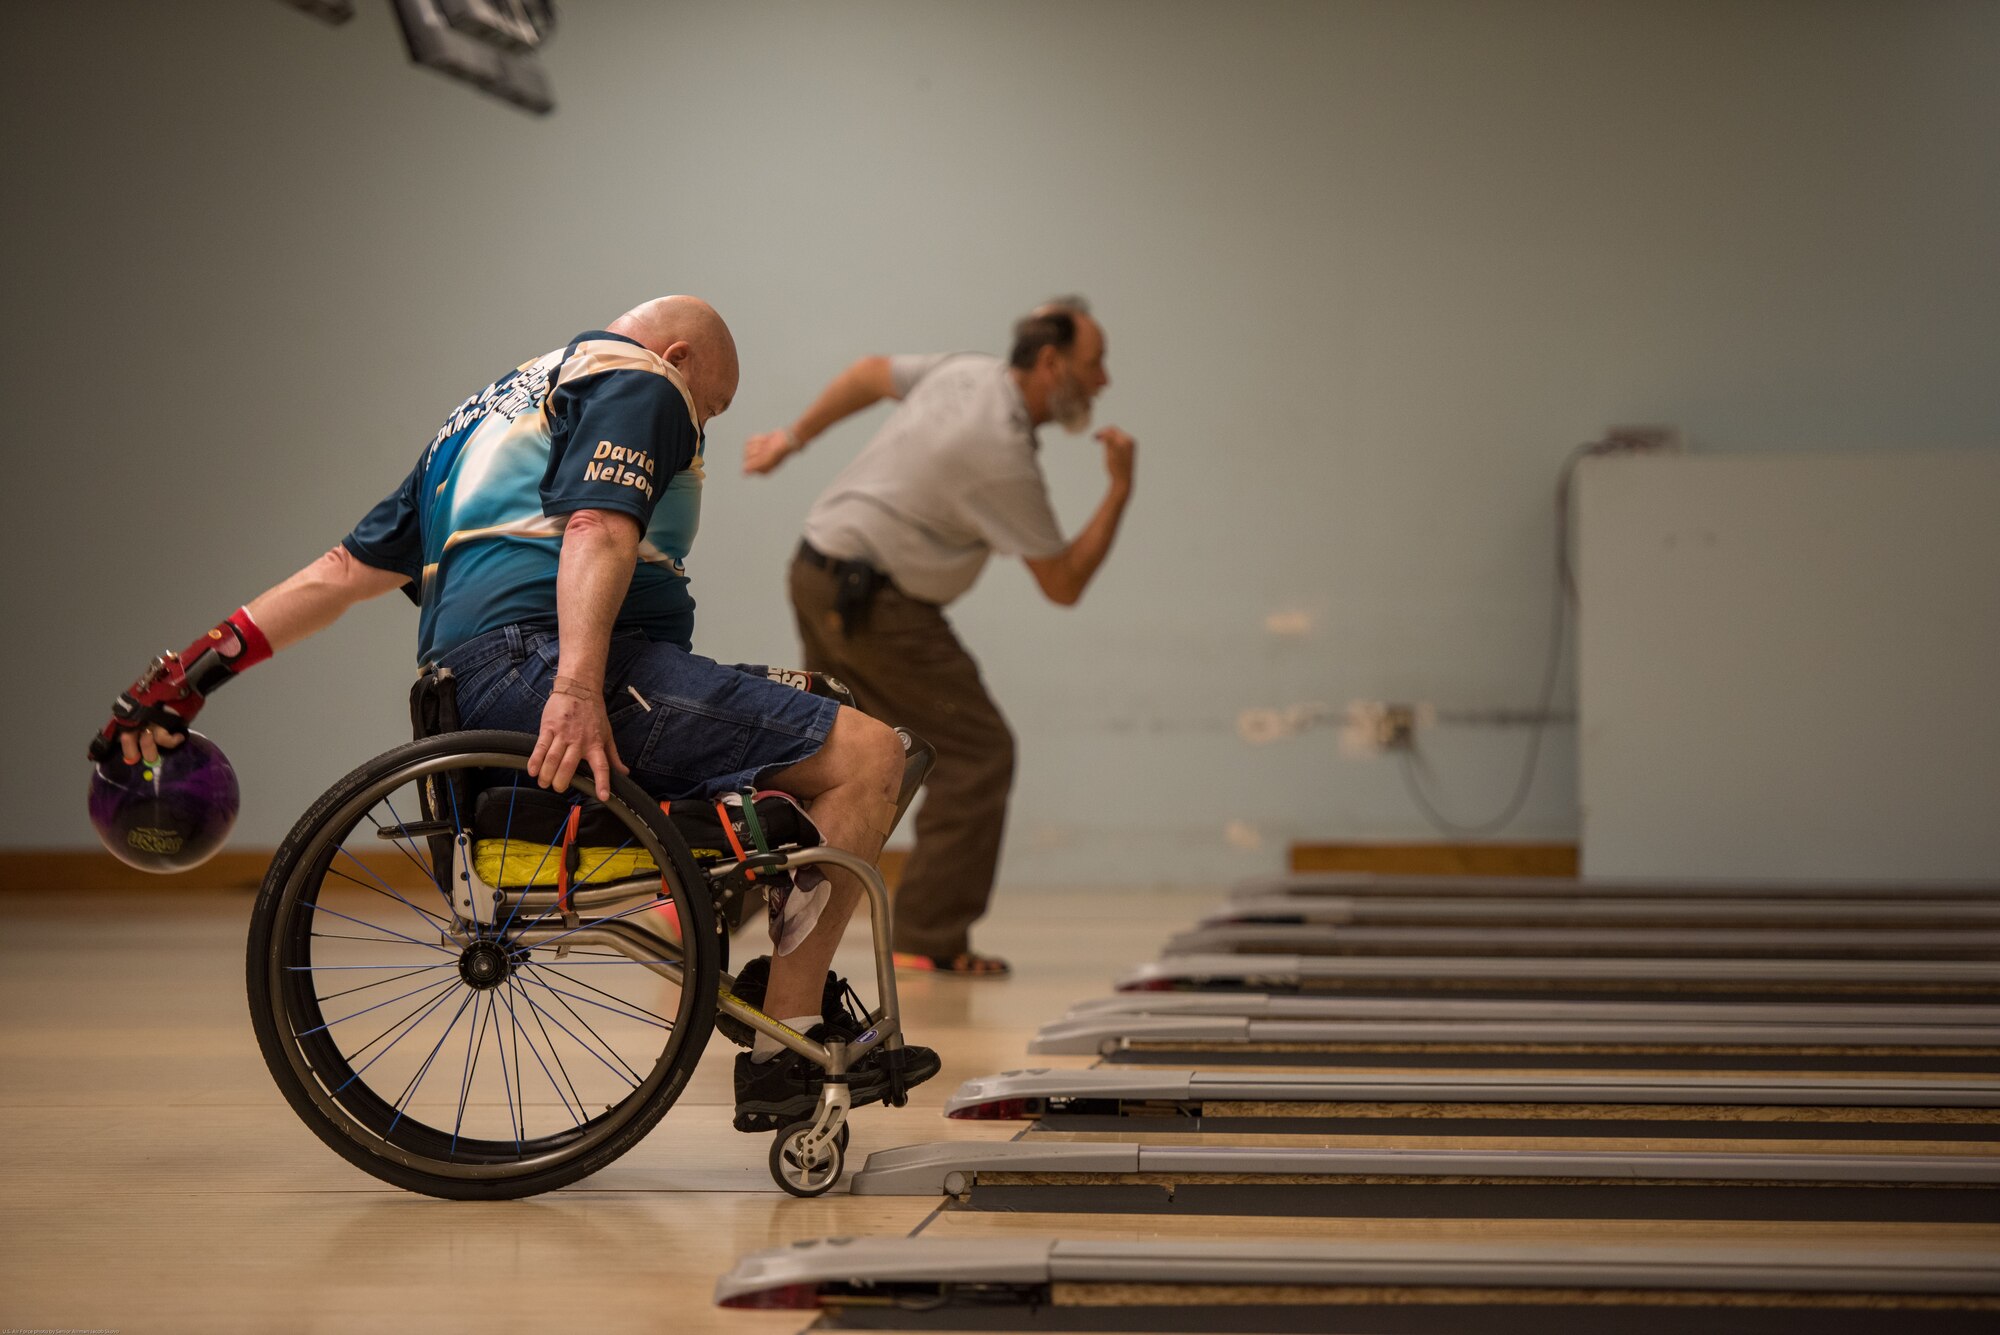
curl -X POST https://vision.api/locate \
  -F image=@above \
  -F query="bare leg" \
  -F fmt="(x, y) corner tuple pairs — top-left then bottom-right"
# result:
(757, 706), (904, 1021)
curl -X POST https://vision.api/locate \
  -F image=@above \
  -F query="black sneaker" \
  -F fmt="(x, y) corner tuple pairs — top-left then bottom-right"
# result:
(717, 956), (861, 1048)
(732, 1025), (944, 1133)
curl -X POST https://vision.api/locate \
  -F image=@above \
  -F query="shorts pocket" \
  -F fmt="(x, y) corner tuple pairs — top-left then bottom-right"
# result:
(630, 709), (753, 795)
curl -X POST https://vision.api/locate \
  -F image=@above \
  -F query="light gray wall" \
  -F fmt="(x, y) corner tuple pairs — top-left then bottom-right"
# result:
(1578, 451), (2000, 882)
(5, 1), (1997, 883)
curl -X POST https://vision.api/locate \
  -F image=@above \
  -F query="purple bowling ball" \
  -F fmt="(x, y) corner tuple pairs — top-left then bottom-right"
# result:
(88, 732), (240, 873)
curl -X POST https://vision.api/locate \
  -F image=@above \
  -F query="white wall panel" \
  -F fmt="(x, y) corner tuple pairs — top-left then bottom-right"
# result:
(1577, 452), (2000, 882)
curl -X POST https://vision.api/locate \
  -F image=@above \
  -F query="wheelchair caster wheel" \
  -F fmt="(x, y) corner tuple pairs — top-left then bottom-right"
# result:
(770, 1119), (849, 1197)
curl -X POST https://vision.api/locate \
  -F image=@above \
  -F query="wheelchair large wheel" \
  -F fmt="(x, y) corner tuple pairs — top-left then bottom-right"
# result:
(246, 731), (719, 1200)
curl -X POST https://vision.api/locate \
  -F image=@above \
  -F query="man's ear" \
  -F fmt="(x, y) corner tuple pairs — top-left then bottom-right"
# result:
(661, 339), (693, 367)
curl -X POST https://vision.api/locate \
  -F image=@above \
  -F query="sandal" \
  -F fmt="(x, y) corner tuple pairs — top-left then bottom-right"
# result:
(892, 950), (1011, 978)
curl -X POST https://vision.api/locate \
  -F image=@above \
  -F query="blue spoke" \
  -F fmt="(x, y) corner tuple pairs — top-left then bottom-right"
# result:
(485, 991), (523, 1152)
(575, 838), (638, 889)
(495, 957), (678, 966)
(330, 976), (459, 1070)
(516, 961), (652, 1085)
(313, 878), (456, 954)
(451, 986), (492, 1153)
(290, 962), (459, 971)
(496, 981), (572, 1125)
(322, 862), (451, 929)
(332, 977), (465, 1092)
(387, 988), (482, 1134)
(310, 929), (448, 947)
(372, 792), (440, 899)
(492, 780), (545, 939)
(524, 961), (675, 1028)
(306, 962), (455, 1005)
(501, 799), (595, 940)
(509, 979), (644, 1090)
(300, 972), (467, 1039)
(508, 975), (587, 1123)
(332, 843), (454, 939)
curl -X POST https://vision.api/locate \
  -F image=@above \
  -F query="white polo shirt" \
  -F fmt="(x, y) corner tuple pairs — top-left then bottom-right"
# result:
(800, 353), (1066, 605)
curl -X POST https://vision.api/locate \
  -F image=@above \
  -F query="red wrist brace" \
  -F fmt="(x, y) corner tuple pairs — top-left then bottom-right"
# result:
(91, 608), (273, 760)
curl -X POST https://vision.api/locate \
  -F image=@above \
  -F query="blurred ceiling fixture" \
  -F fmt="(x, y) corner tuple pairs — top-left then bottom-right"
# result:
(279, 0), (558, 115)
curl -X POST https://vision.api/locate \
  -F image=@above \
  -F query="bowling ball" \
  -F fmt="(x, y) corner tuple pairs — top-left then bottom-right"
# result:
(88, 732), (240, 873)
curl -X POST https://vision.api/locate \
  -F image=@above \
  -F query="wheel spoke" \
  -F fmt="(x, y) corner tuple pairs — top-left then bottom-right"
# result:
(387, 988), (482, 1134)
(509, 974), (588, 1123)
(322, 862), (452, 929)
(328, 975), (463, 1095)
(300, 972), (465, 1039)
(306, 897), (455, 955)
(371, 792), (439, 894)
(305, 962), (456, 1006)
(332, 844), (455, 939)
(509, 972), (645, 1089)
(485, 992), (524, 1151)
(525, 960), (676, 1028)
(451, 987), (492, 1152)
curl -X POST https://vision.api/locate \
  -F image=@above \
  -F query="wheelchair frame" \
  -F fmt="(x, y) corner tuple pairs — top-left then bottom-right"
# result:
(445, 832), (911, 1194)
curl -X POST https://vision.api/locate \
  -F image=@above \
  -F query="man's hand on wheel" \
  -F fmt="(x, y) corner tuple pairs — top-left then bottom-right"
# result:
(529, 686), (629, 802)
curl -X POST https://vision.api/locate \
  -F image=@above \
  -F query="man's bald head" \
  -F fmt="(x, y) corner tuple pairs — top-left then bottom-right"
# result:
(606, 294), (739, 426)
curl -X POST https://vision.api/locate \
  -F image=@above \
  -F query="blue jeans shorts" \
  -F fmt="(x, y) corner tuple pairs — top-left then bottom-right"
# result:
(436, 624), (840, 801)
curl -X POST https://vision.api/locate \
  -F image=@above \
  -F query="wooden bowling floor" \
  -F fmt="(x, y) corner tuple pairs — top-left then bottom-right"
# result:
(3, 881), (1994, 1334)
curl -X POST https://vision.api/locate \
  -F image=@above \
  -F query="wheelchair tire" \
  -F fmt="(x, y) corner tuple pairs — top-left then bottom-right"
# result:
(246, 731), (719, 1200)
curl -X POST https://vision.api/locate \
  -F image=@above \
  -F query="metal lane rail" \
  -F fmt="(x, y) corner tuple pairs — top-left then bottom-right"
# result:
(942, 1068), (2000, 1142)
(1120, 954), (2000, 1004)
(1162, 924), (2000, 960)
(1029, 1011), (2000, 1074)
(717, 1236), (2000, 1331)
(1230, 873), (2000, 902)
(1212, 893), (2000, 929)
(848, 1140), (2000, 1223)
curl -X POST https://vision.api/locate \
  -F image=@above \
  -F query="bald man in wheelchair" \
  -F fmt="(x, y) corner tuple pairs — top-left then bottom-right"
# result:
(92, 295), (942, 1131)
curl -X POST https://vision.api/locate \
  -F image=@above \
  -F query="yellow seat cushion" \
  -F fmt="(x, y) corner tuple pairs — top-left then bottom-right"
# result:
(474, 839), (659, 888)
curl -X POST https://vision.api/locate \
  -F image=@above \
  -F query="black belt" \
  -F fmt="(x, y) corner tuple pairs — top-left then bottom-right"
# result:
(796, 540), (873, 576)
(798, 541), (893, 633)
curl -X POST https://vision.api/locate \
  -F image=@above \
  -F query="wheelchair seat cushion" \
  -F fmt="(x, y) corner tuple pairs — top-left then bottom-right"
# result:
(469, 785), (820, 888)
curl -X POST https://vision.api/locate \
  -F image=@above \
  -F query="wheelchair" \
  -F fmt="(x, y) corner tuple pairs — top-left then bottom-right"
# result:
(245, 663), (931, 1201)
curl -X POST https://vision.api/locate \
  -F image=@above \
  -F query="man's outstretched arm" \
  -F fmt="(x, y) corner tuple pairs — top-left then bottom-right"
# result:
(741, 355), (898, 474)
(247, 545), (414, 648)
(94, 546), (410, 764)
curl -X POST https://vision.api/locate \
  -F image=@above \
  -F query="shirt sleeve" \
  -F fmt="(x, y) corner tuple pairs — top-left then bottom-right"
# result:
(959, 469), (1067, 559)
(543, 368), (698, 526)
(341, 459), (424, 606)
(889, 353), (954, 398)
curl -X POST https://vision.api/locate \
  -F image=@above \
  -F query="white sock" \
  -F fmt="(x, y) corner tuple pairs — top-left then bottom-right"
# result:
(753, 1015), (821, 1062)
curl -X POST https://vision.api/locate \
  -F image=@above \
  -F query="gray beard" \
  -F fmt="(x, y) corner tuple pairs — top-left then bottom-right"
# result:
(1050, 375), (1092, 433)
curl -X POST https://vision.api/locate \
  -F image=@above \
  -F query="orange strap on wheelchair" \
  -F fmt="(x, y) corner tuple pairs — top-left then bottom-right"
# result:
(715, 798), (759, 882)
(555, 803), (582, 912)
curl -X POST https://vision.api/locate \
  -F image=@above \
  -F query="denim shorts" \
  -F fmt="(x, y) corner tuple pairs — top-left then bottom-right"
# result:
(436, 624), (840, 801)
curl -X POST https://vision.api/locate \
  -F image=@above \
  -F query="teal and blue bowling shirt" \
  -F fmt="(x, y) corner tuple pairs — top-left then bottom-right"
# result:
(343, 331), (705, 662)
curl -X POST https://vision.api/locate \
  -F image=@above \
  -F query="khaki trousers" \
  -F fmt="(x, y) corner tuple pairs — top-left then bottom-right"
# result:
(788, 553), (1014, 958)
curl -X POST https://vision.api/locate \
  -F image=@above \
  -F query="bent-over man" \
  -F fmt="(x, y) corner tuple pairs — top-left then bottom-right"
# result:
(742, 298), (1137, 976)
